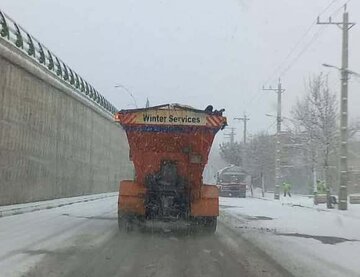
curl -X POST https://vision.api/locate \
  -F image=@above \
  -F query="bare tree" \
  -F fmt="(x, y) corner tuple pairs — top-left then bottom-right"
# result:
(292, 73), (338, 190)
(349, 120), (360, 139)
(244, 133), (275, 190)
(219, 142), (243, 166)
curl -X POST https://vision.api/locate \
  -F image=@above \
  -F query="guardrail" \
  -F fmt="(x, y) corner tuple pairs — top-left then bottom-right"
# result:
(0, 10), (117, 114)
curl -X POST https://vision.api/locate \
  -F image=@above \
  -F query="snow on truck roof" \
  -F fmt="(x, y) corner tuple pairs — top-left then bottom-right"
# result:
(217, 165), (247, 175)
(119, 103), (217, 114)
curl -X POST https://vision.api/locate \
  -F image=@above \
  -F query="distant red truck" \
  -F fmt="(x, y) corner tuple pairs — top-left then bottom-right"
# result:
(216, 165), (249, 198)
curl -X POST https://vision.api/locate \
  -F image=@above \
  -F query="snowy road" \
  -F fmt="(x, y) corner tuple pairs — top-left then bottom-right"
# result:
(1, 194), (359, 277)
(221, 194), (360, 277)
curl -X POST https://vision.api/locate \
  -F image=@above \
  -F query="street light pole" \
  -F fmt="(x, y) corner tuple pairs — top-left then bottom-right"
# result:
(340, 13), (350, 210)
(322, 63), (360, 210)
(323, 64), (360, 78)
(114, 84), (138, 108)
(318, 5), (356, 210)
(263, 79), (285, 200)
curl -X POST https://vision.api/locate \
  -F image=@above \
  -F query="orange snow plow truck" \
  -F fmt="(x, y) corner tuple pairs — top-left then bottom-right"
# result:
(114, 104), (227, 233)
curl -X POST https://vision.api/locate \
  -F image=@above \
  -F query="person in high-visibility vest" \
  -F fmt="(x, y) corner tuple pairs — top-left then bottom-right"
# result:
(282, 182), (292, 197)
(316, 180), (327, 194)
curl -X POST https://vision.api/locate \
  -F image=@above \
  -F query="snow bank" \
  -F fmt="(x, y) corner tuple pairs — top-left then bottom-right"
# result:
(220, 194), (360, 277)
(0, 192), (118, 218)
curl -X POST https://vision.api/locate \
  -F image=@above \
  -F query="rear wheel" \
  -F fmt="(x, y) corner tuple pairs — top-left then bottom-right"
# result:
(202, 217), (217, 234)
(118, 213), (134, 232)
(190, 216), (217, 234)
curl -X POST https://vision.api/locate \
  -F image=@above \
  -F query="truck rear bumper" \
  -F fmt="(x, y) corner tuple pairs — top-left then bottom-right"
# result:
(190, 185), (219, 217)
(219, 184), (246, 198)
(119, 181), (219, 218)
(118, 180), (146, 215)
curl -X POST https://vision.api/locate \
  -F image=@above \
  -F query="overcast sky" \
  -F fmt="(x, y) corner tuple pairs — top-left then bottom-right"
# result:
(1, 0), (360, 143)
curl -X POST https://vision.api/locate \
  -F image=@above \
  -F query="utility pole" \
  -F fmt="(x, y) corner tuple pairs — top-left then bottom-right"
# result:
(317, 4), (355, 210)
(261, 172), (265, 197)
(224, 127), (236, 146)
(234, 113), (250, 144)
(263, 79), (285, 200)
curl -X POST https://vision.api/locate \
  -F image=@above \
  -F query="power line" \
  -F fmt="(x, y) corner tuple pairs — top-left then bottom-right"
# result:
(264, 0), (353, 86)
(245, 1), (347, 113)
(243, 87), (264, 116)
(277, 1), (351, 78)
(266, 120), (277, 132)
(331, 0), (352, 16)
(278, 25), (327, 78)
(264, 0), (341, 86)
(242, 1), (352, 121)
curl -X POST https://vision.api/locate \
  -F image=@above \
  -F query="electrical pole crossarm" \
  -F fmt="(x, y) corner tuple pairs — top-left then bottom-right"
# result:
(234, 117), (250, 121)
(317, 18), (355, 28)
(262, 87), (285, 93)
(317, 8), (355, 30)
(262, 85), (285, 93)
(234, 114), (250, 144)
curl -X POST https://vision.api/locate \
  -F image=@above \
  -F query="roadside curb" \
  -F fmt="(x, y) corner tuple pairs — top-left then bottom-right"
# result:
(250, 195), (330, 212)
(0, 192), (118, 218)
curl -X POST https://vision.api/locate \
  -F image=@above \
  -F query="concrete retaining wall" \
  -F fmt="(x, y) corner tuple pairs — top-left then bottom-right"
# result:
(0, 39), (132, 205)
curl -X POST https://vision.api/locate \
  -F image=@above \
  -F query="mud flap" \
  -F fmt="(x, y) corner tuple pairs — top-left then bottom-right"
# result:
(118, 180), (146, 215)
(189, 216), (217, 234)
(190, 185), (219, 217)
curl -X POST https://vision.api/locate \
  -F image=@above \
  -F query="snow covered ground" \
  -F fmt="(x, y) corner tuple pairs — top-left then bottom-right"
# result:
(220, 190), (360, 277)
(0, 192), (118, 217)
(0, 195), (120, 277)
(1, 190), (360, 276)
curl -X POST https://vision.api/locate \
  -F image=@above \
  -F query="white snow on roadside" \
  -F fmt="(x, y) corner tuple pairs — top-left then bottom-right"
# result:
(0, 192), (118, 217)
(0, 195), (119, 277)
(2, 190), (360, 277)
(220, 191), (360, 277)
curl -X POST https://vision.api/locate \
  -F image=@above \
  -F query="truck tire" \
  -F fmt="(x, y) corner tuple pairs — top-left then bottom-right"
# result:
(203, 217), (217, 234)
(190, 217), (217, 234)
(118, 214), (134, 232)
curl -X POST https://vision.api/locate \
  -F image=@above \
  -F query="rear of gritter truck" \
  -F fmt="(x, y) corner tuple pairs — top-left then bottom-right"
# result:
(114, 104), (227, 233)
